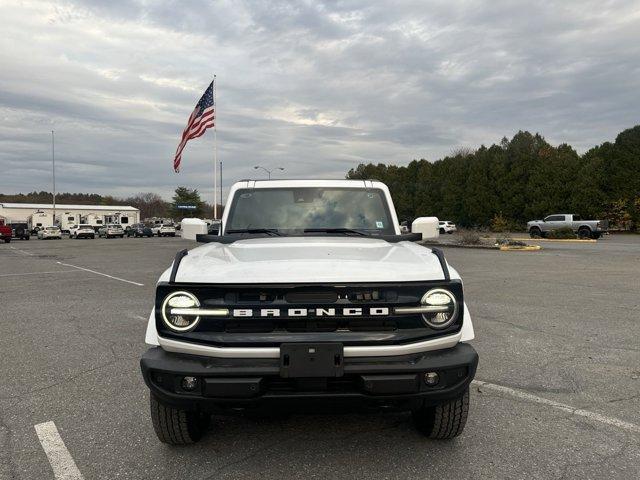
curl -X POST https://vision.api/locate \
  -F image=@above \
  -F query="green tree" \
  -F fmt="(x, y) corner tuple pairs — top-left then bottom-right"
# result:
(170, 186), (204, 220)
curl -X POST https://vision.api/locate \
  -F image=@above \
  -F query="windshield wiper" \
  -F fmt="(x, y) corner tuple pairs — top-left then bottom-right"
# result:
(303, 228), (370, 237)
(226, 228), (282, 236)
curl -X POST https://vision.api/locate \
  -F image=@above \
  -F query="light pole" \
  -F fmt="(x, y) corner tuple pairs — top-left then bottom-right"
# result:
(253, 165), (284, 180)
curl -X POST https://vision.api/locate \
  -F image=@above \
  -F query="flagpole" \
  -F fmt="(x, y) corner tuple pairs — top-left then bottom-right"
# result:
(52, 130), (56, 226)
(213, 75), (218, 220)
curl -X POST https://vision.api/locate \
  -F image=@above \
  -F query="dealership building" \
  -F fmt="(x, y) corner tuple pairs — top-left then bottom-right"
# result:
(0, 203), (140, 229)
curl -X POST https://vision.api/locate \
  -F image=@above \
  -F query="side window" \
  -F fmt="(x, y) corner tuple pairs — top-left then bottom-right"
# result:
(545, 215), (564, 222)
(120, 217), (129, 224)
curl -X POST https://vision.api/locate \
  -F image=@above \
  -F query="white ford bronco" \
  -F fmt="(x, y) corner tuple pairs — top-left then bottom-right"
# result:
(141, 179), (477, 444)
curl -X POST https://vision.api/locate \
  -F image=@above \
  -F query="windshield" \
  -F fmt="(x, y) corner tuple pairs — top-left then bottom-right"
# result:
(225, 187), (395, 234)
(79, 224), (92, 229)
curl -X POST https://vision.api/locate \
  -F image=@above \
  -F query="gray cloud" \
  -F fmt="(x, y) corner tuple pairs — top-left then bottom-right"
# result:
(1, 0), (639, 202)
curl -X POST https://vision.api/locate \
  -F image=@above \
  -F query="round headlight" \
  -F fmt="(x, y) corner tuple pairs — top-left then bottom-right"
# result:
(420, 288), (458, 329)
(161, 291), (200, 332)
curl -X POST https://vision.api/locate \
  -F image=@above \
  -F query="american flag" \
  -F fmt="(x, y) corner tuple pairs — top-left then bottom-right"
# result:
(173, 80), (215, 172)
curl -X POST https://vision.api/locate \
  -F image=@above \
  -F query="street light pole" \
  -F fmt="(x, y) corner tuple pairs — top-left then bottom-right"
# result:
(253, 165), (284, 179)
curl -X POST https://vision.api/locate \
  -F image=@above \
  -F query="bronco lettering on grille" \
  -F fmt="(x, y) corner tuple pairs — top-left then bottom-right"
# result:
(232, 307), (390, 318)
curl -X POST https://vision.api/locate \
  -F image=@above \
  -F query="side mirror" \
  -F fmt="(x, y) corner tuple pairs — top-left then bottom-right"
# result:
(411, 217), (440, 240)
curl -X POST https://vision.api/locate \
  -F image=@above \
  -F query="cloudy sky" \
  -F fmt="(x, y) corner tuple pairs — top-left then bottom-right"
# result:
(1, 0), (639, 202)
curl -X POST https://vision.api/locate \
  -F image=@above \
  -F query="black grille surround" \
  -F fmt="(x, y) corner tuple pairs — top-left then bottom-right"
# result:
(155, 280), (464, 348)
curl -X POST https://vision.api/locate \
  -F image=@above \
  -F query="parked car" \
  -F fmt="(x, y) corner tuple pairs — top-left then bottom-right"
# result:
(69, 224), (96, 239)
(37, 226), (62, 240)
(153, 224), (176, 237)
(10, 222), (30, 240)
(98, 224), (125, 238)
(126, 223), (153, 238)
(140, 179), (477, 445)
(0, 219), (12, 243)
(439, 221), (457, 234)
(527, 214), (607, 239)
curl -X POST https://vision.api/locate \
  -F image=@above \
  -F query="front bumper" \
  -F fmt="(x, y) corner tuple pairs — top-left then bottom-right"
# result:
(140, 342), (478, 411)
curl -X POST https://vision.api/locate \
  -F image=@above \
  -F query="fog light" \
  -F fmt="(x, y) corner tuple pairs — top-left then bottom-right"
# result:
(181, 376), (198, 391)
(424, 372), (439, 386)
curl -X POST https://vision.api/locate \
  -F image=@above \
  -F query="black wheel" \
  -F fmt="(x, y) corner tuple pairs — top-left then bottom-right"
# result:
(578, 227), (591, 239)
(412, 387), (469, 439)
(592, 232), (601, 239)
(3, 238), (10, 243)
(25, 236), (30, 240)
(529, 227), (542, 238)
(439, 228), (445, 234)
(149, 394), (209, 445)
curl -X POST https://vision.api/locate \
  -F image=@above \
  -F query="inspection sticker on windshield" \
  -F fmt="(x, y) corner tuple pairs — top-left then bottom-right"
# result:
(376, 221), (384, 228)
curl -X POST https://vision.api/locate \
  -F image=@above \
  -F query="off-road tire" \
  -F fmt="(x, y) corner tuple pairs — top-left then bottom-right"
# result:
(150, 394), (209, 445)
(412, 387), (469, 439)
(529, 227), (542, 238)
(578, 227), (591, 239)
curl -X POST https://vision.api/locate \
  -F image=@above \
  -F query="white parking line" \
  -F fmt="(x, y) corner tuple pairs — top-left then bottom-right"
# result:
(0, 270), (76, 278)
(56, 261), (144, 286)
(34, 421), (84, 480)
(9, 246), (34, 256)
(472, 380), (640, 434)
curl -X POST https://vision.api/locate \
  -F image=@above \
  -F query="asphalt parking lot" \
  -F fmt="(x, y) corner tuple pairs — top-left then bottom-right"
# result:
(1, 235), (639, 479)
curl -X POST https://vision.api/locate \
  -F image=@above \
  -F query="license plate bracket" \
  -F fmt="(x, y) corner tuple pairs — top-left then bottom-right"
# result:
(280, 343), (344, 378)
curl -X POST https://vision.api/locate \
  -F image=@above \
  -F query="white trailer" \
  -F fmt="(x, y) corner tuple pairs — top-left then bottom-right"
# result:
(82, 213), (105, 231)
(27, 212), (54, 232)
(57, 211), (82, 234)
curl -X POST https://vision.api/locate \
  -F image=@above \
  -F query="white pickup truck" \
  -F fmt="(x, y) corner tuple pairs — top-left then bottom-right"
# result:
(527, 214), (607, 239)
(140, 179), (477, 445)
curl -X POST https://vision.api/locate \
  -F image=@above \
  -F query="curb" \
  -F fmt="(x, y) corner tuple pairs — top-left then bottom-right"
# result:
(499, 245), (542, 251)
(510, 237), (596, 243)
(420, 242), (498, 250)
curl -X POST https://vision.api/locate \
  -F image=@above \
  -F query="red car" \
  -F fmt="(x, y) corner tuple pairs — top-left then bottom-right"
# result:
(0, 218), (12, 243)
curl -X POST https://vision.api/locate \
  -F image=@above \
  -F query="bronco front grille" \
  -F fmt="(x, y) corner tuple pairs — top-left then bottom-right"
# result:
(155, 281), (464, 347)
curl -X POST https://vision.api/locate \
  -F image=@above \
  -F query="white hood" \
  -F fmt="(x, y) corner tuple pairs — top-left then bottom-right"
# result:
(166, 237), (454, 284)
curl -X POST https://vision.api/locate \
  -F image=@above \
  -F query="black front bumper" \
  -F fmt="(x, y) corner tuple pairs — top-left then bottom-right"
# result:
(140, 343), (478, 412)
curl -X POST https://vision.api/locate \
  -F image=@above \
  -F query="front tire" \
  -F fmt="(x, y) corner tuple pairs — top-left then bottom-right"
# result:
(529, 227), (542, 238)
(412, 387), (469, 439)
(149, 394), (209, 445)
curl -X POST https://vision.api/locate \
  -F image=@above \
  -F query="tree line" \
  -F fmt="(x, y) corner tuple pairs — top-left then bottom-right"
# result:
(347, 125), (640, 230)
